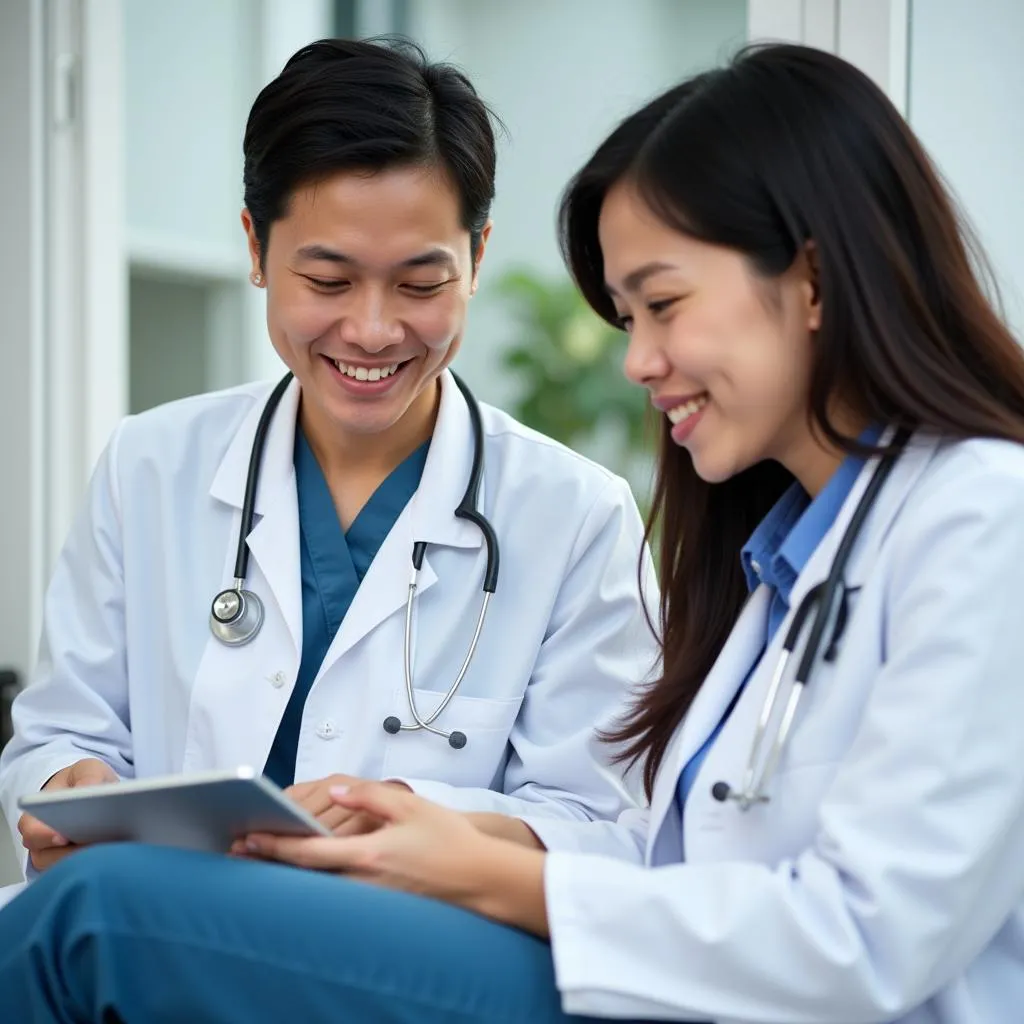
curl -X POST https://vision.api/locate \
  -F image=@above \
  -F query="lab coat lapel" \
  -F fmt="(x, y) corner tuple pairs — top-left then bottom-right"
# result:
(319, 371), (484, 670)
(646, 586), (771, 856)
(645, 431), (942, 860)
(209, 377), (303, 654)
(786, 429), (941, 613)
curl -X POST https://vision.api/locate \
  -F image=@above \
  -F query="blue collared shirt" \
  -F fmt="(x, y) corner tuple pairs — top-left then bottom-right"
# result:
(676, 436), (877, 815)
(262, 429), (429, 788)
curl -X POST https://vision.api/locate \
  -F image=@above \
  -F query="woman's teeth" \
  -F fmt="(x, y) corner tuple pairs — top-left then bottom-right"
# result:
(667, 395), (708, 425)
(333, 360), (401, 382)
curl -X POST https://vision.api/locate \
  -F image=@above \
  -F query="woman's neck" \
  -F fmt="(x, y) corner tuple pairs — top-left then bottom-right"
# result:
(782, 407), (871, 498)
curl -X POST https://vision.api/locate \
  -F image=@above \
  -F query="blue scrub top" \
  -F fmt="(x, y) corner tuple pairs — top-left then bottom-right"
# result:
(262, 428), (429, 789)
(676, 434), (879, 815)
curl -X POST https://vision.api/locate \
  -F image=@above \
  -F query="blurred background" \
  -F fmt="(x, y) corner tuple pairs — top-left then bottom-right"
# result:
(1, 0), (1023, 879)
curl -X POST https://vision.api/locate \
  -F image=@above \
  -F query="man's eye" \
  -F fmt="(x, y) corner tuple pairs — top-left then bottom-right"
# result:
(306, 277), (348, 290)
(401, 282), (447, 295)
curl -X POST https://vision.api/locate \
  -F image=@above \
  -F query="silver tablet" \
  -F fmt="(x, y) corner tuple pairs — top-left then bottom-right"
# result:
(18, 766), (331, 854)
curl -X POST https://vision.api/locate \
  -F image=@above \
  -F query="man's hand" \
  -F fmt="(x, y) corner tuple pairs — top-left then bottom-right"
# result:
(18, 757), (119, 872)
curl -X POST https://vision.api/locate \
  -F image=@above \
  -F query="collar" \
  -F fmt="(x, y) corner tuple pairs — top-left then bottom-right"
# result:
(740, 425), (883, 602)
(209, 370), (483, 550)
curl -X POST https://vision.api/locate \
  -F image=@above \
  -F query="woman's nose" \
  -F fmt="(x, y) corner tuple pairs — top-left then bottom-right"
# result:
(622, 324), (669, 388)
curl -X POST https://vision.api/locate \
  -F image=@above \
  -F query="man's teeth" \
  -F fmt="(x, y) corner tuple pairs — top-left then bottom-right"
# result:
(667, 395), (709, 425)
(333, 360), (401, 382)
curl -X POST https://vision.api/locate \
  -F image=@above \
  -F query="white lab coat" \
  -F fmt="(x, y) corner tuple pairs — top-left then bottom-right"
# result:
(526, 433), (1024, 1023)
(0, 371), (658, 876)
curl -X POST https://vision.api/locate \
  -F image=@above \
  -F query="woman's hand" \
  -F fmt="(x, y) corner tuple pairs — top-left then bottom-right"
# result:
(242, 782), (550, 936)
(284, 774), (410, 836)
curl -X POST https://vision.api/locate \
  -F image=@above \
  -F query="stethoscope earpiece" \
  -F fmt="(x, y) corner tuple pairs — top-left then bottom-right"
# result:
(379, 716), (468, 749)
(710, 781), (731, 803)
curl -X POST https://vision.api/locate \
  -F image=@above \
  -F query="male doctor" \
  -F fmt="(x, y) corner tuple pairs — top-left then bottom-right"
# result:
(0, 39), (657, 880)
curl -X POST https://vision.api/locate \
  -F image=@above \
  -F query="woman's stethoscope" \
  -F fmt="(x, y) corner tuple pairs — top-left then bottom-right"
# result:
(711, 427), (911, 811)
(208, 370), (500, 750)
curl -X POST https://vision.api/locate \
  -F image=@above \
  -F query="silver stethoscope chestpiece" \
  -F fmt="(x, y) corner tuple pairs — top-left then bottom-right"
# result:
(209, 586), (264, 647)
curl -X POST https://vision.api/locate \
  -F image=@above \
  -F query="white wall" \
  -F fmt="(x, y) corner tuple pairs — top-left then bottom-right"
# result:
(124, 0), (749, 401)
(406, 0), (749, 406)
(748, 0), (908, 109)
(0, 0), (45, 693)
(907, 0), (1024, 337)
(124, 0), (334, 390)
(124, 0), (260, 268)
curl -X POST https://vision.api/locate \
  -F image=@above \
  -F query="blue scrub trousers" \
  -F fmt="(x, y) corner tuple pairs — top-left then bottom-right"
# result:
(0, 844), (638, 1023)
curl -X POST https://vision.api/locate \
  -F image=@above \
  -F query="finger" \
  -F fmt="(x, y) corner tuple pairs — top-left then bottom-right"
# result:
(301, 789), (339, 817)
(18, 814), (67, 850)
(332, 812), (384, 838)
(289, 776), (358, 817)
(313, 803), (362, 831)
(331, 781), (421, 823)
(30, 844), (82, 873)
(284, 780), (312, 799)
(68, 758), (119, 788)
(244, 833), (377, 872)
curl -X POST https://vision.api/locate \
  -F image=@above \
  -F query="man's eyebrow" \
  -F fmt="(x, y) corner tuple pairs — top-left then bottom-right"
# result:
(294, 246), (457, 271)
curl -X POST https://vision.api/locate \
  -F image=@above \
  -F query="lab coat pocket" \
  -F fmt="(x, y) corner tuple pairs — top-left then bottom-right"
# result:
(688, 759), (844, 866)
(381, 688), (523, 789)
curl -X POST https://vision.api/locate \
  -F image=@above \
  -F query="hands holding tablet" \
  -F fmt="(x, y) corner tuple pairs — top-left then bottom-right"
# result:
(18, 757), (119, 871)
(16, 764), (413, 874)
(236, 782), (550, 935)
(283, 774), (412, 837)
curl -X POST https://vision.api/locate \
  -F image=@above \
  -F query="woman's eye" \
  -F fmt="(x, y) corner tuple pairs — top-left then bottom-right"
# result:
(647, 297), (680, 316)
(613, 313), (634, 332)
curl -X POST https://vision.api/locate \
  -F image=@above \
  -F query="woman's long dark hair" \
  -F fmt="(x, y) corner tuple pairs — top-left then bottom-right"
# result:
(559, 44), (1024, 799)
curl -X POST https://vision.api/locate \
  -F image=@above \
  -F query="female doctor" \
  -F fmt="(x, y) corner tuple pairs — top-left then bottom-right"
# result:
(0, 38), (657, 879)
(6, 43), (1024, 1023)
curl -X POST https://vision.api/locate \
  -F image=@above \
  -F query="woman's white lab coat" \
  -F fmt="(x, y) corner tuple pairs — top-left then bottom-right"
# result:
(0, 372), (658, 873)
(527, 433), (1024, 1023)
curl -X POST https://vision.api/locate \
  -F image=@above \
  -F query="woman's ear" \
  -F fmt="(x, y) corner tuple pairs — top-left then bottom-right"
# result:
(805, 240), (822, 331)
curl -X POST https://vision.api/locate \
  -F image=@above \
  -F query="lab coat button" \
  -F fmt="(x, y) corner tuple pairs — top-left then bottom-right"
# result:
(269, 671), (286, 688)
(317, 719), (338, 739)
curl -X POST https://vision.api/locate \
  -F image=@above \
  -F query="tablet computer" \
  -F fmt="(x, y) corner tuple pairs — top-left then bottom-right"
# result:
(18, 766), (331, 854)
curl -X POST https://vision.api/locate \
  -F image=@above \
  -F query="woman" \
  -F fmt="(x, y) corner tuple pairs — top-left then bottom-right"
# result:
(4, 41), (1024, 1023)
(0, 38), (656, 879)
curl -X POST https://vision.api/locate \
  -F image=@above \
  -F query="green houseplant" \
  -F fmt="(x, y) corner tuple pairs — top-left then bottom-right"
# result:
(497, 268), (653, 488)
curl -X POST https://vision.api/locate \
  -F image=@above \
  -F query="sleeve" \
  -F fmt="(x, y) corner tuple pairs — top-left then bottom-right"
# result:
(543, 463), (1024, 1023)
(0, 423), (133, 875)
(522, 804), (649, 861)
(399, 475), (660, 836)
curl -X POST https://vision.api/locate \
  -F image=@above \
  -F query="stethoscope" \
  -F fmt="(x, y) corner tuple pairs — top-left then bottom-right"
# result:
(209, 370), (500, 750)
(711, 427), (911, 811)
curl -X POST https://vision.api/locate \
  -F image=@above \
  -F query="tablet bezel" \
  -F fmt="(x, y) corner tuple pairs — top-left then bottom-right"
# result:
(18, 765), (332, 853)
